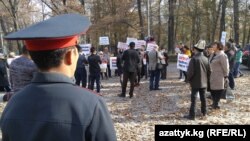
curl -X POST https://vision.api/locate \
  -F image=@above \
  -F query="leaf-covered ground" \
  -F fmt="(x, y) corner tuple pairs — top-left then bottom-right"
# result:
(100, 63), (250, 141)
(0, 63), (249, 141)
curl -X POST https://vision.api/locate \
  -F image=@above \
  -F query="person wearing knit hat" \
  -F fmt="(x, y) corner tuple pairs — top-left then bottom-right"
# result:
(184, 39), (210, 120)
(0, 14), (116, 141)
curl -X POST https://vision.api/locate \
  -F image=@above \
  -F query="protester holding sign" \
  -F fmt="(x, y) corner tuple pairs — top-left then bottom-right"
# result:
(99, 51), (108, 80)
(75, 46), (87, 88)
(103, 47), (112, 78)
(148, 44), (163, 91)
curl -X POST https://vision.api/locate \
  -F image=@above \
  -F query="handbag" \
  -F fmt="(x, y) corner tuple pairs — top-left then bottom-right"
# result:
(156, 52), (163, 70)
(221, 78), (235, 100)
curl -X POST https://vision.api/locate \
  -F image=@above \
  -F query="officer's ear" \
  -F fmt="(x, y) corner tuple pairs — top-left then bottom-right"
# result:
(64, 48), (75, 65)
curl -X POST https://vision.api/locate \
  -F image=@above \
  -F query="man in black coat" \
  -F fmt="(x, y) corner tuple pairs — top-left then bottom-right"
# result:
(88, 47), (102, 93)
(118, 42), (140, 98)
(0, 54), (11, 92)
(185, 40), (210, 120)
(0, 14), (117, 141)
(74, 46), (87, 88)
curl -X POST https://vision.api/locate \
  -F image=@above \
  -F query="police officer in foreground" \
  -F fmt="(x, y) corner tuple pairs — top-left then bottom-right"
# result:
(0, 14), (117, 141)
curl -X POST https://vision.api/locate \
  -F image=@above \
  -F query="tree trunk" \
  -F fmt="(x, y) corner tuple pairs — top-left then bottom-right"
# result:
(204, 4), (211, 43)
(168, 0), (176, 53)
(219, 0), (227, 40)
(242, 0), (248, 48)
(157, 0), (162, 45)
(190, 0), (198, 46)
(174, 0), (180, 44)
(247, 27), (250, 44)
(149, 0), (153, 36)
(233, 0), (240, 44)
(79, 0), (86, 14)
(211, 0), (222, 42)
(137, 0), (145, 39)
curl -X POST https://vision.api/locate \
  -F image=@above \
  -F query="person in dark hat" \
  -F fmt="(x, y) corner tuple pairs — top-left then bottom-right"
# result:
(184, 40), (210, 120)
(118, 42), (140, 98)
(0, 14), (116, 141)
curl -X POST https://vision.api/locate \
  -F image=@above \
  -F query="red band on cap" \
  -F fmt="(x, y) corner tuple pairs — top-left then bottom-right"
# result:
(25, 36), (78, 51)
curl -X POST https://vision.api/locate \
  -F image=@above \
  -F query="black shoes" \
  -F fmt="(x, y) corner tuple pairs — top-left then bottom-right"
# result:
(149, 88), (162, 91)
(209, 104), (220, 110)
(183, 115), (195, 120)
(129, 93), (133, 98)
(118, 93), (133, 98)
(117, 94), (125, 98)
(154, 88), (162, 90)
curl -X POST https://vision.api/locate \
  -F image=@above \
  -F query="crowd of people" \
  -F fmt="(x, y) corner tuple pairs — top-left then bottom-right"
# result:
(0, 13), (247, 140)
(180, 39), (244, 120)
(0, 14), (117, 141)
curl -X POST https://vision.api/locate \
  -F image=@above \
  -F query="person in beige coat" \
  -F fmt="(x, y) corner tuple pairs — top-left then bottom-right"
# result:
(209, 42), (229, 109)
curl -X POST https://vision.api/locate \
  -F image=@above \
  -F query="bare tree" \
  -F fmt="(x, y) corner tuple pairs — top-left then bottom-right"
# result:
(219, 0), (227, 40)
(0, 0), (22, 53)
(78, 0), (86, 14)
(242, 0), (248, 48)
(156, 0), (162, 45)
(211, 0), (222, 42)
(137, 0), (145, 39)
(168, 0), (176, 53)
(233, 0), (240, 44)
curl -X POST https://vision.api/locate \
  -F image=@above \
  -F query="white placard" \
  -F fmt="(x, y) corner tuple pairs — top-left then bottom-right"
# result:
(143, 58), (147, 65)
(100, 63), (107, 69)
(220, 31), (227, 46)
(117, 42), (129, 50)
(110, 57), (117, 70)
(146, 43), (157, 52)
(136, 40), (146, 49)
(126, 37), (138, 45)
(79, 44), (91, 55)
(175, 47), (181, 54)
(177, 54), (190, 72)
(99, 36), (110, 45)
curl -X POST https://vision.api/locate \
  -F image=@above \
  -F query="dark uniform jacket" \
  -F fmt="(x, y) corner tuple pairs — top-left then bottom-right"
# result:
(76, 54), (87, 69)
(0, 72), (117, 141)
(187, 52), (210, 89)
(88, 54), (102, 74)
(0, 59), (9, 87)
(225, 49), (235, 72)
(116, 52), (123, 71)
(122, 49), (140, 73)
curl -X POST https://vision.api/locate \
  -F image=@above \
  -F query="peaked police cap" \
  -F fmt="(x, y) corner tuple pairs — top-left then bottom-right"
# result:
(5, 14), (91, 51)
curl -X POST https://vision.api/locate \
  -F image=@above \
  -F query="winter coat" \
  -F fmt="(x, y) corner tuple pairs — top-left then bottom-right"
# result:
(209, 51), (229, 90)
(187, 52), (210, 89)
(0, 59), (9, 86)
